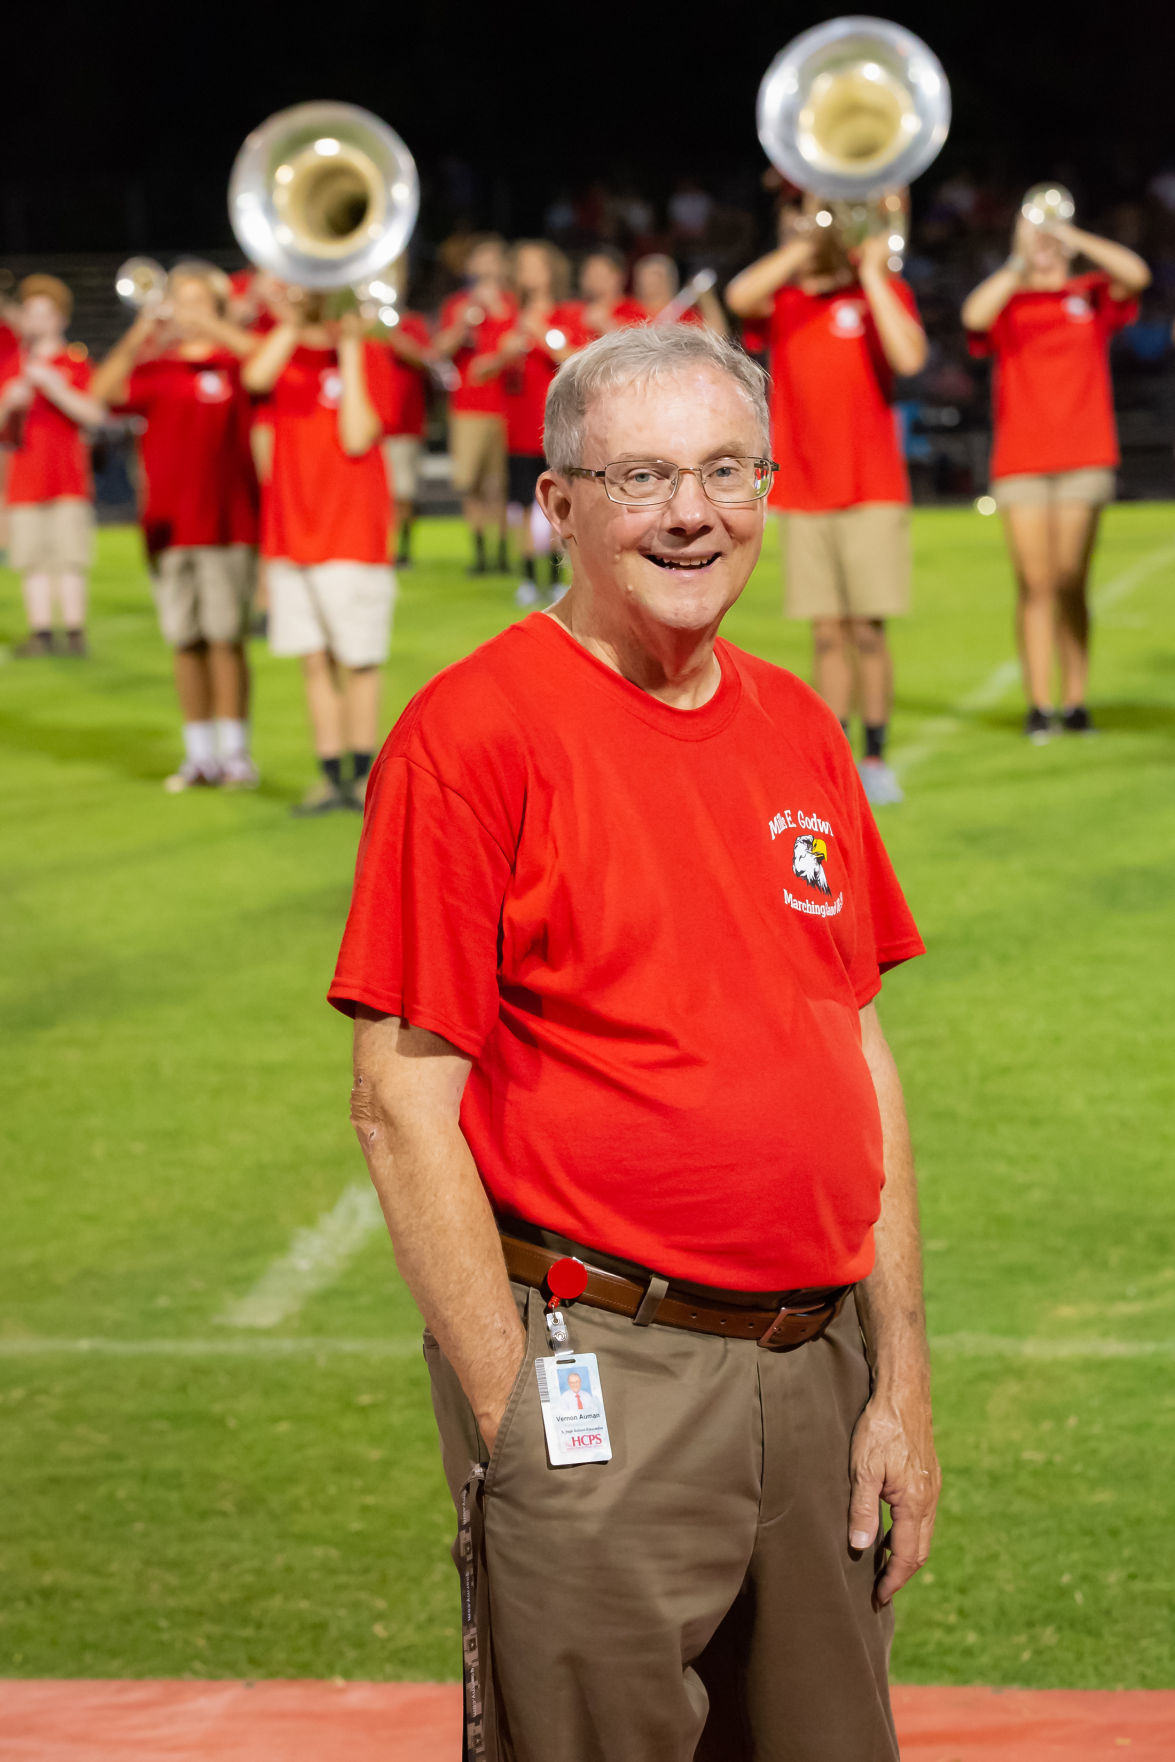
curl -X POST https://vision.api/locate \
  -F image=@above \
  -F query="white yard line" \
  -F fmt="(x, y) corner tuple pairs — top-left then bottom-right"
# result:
(2, 1332), (1174, 1361)
(890, 540), (1175, 781)
(216, 1183), (384, 1330)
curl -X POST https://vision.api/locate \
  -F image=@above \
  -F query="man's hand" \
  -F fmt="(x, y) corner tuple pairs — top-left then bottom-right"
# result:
(479, 1333), (529, 1456)
(848, 1386), (940, 1603)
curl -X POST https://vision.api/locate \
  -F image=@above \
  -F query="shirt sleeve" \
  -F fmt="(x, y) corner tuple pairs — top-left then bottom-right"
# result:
(1088, 272), (1140, 336)
(117, 364), (153, 417)
(328, 742), (514, 1058)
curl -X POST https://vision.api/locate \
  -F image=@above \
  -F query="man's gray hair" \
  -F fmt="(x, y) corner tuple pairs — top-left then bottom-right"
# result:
(544, 325), (770, 474)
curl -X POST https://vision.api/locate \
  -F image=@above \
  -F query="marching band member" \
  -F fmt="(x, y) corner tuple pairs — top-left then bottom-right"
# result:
(727, 199), (927, 806)
(962, 210), (1150, 738)
(633, 252), (728, 334)
(0, 276), (104, 657)
(470, 240), (588, 602)
(576, 246), (646, 339)
(379, 296), (433, 570)
(243, 288), (401, 815)
(92, 264), (260, 791)
(434, 236), (516, 575)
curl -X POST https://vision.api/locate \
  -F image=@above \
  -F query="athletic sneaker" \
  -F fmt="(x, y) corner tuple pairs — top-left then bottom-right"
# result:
(163, 760), (222, 794)
(1059, 705), (1095, 736)
(1024, 707), (1054, 744)
(291, 777), (348, 817)
(857, 758), (904, 806)
(219, 755), (260, 789)
(63, 629), (88, 657)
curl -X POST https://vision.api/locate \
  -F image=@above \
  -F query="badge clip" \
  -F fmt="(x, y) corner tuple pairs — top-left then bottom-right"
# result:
(542, 1256), (588, 1358)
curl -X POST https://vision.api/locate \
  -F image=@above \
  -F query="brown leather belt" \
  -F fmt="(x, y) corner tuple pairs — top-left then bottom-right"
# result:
(500, 1233), (851, 1352)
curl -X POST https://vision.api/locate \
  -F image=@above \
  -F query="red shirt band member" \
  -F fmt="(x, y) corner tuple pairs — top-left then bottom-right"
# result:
(379, 302), (433, 567)
(962, 203), (1149, 738)
(0, 274), (104, 657)
(434, 235), (516, 576)
(92, 266), (260, 791)
(727, 194), (927, 808)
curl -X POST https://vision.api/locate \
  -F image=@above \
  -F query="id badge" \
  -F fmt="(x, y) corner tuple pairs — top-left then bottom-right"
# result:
(535, 1352), (612, 1466)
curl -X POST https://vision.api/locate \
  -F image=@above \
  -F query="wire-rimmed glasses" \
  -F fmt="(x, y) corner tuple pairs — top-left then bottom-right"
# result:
(566, 456), (778, 507)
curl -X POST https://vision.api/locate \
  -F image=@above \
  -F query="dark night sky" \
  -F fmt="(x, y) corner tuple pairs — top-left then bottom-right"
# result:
(2, 3), (1170, 253)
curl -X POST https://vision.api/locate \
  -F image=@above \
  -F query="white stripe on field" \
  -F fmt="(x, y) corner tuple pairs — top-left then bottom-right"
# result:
(890, 540), (1175, 780)
(216, 1183), (384, 1330)
(1, 1333), (1174, 1361)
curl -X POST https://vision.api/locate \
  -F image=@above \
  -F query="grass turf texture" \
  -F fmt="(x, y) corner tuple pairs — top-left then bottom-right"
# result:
(1, 510), (1173, 1686)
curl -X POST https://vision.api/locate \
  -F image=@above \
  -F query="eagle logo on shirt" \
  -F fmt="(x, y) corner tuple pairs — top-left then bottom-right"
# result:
(793, 834), (831, 895)
(830, 301), (866, 337)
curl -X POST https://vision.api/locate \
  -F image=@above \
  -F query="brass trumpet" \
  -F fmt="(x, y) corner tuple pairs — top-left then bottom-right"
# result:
(115, 257), (168, 309)
(1021, 183), (1076, 228)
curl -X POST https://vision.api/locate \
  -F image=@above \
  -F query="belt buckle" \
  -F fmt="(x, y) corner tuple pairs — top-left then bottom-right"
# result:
(757, 1295), (832, 1352)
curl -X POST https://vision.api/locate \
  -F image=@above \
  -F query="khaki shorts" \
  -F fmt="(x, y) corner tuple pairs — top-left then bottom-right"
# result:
(783, 503), (910, 620)
(449, 412), (507, 501)
(8, 498), (94, 573)
(153, 544), (255, 648)
(991, 468), (1115, 510)
(382, 435), (423, 503)
(268, 559), (395, 668)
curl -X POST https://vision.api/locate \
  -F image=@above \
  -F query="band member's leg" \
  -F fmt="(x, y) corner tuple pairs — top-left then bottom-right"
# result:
(58, 570), (88, 651)
(301, 650), (345, 758)
(1051, 500), (1100, 713)
(21, 570), (54, 640)
(342, 665), (381, 773)
(848, 617), (890, 731)
(810, 617), (855, 726)
(1001, 502), (1056, 713)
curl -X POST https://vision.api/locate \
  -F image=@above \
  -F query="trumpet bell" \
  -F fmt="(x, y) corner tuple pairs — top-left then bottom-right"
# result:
(228, 101), (419, 290)
(757, 16), (950, 199)
(116, 257), (168, 309)
(1021, 183), (1076, 227)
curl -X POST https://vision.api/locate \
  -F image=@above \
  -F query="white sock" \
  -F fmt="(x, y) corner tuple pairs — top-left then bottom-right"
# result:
(183, 722), (216, 767)
(215, 718), (249, 761)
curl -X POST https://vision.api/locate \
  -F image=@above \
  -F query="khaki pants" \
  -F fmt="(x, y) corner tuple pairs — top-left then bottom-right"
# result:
(427, 1282), (896, 1762)
(783, 505), (910, 620)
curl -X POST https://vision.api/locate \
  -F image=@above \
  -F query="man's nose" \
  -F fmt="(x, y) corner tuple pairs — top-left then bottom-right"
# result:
(664, 470), (713, 527)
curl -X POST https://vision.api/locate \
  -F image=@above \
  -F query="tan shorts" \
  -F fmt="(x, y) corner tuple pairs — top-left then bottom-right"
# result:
(449, 412), (507, 501)
(783, 503), (910, 620)
(991, 468), (1115, 509)
(153, 544), (255, 648)
(8, 498), (94, 573)
(382, 435), (423, 503)
(267, 559), (395, 668)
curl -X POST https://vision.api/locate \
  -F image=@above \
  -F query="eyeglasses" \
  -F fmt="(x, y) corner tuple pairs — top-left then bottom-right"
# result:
(566, 456), (778, 507)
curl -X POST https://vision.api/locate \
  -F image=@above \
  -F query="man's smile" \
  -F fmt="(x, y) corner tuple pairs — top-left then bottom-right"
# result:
(642, 551), (722, 571)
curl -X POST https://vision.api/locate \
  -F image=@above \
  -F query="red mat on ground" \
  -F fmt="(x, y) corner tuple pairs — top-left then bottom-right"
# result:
(1, 1680), (1173, 1760)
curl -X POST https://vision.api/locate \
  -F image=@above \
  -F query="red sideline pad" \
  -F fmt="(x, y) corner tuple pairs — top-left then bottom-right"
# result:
(1, 1681), (1174, 1760)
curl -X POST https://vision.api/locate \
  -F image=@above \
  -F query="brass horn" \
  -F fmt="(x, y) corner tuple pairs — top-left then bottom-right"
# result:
(228, 101), (419, 291)
(115, 257), (168, 309)
(1021, 183), (1076, 227)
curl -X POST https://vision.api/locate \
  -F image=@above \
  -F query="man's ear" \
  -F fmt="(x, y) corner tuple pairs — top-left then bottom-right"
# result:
(537, 469), (573, 544)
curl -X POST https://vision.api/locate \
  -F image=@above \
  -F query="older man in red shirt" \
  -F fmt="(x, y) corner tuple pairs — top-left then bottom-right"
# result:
(332, 326), (938, 1762)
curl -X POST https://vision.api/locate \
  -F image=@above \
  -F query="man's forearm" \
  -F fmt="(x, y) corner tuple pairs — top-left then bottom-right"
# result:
(856, 1005), (931, 1398)
(351, 1022), (526, 1443)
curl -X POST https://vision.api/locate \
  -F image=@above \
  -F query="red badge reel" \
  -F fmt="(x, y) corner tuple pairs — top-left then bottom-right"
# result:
(543, 1256), (588, 1351)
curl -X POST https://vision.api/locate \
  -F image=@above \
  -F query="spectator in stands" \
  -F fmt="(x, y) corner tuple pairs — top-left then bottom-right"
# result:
(727, 200), (926, 807)
(92, 264), (260, 790)
(577, 247), (646, 338)
(243, 291), (400, 815)
(633, 253), (728, 335)
(0, 275), (104, 656)
(962, 209), (1150, 739)
(434, 236), (516, 576)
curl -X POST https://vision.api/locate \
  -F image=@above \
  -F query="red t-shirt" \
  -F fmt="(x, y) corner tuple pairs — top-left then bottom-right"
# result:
(967, 272), (1138, 478)
(261, 341), (398, 565)
(120, 351), (258, 554)
(384, 312), (432, 439)
(440, 293), (517, 416)
(330, 616), (923, 1291)
(498, 304), (592, 456)
(766, 279), (919, 512)
(0, 350), (93, 504)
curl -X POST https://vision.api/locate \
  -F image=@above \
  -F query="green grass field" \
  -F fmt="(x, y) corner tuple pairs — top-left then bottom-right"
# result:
(2, 509), (1174, 1688)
